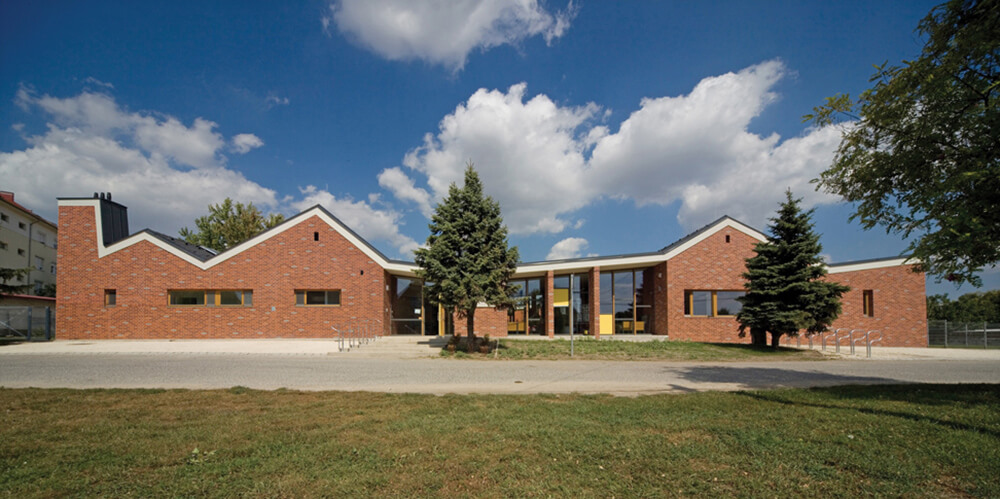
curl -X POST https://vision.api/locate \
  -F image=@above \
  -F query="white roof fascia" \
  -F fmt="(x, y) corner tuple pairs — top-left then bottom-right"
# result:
(826, 258), (915, 274)
(58, 200), (404, 271)
(515, 254), (666, 274)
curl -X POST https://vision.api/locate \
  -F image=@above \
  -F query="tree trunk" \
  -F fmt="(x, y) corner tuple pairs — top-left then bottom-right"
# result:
(466, 308), (476, 353)
(750, 327), (767, 347)
(771, 333), (781, 348)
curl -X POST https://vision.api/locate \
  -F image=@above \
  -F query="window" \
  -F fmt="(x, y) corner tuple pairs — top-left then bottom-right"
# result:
(725, 235), (731, 243)
(0, 213), (8, 222)
(17, 248), (25, 256)
(684, 290), (744, 317)
(50, 263), (56, 274)
(105, 289), (117, 307)
(314, 231), (319, 241)
(37, 233), (45, 245)
(169, 290), (205, 306)
(295, 290), (340, 306)
(18, 222), (26, 230)
(169, 290), (253, 306)
(35, 256), (43, 270)
(0, 241), (6, 250)
(862, 290), (874, 317)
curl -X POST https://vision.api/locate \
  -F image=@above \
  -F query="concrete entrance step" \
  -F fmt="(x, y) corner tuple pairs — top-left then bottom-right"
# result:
(340, 335), (448, 358)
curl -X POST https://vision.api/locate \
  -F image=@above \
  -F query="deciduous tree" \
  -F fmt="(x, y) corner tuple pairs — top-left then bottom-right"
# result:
(179, 198), (285, 252)
(806, 0), (1000, 286)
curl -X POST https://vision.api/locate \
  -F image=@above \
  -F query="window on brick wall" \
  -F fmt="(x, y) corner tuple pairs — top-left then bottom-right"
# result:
(168, 290), (253, 307)
(684, 290), (744, 317)
(862, 290), (874, 317)
(105, 289), (117, 307)
(295, 290), (340, 306)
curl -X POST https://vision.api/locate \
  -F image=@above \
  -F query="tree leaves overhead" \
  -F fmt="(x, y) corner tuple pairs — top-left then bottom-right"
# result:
(414, 164), (519, 343)
(806, 0), (1000, 286)
(737, 190), (850, 347)
(178, 198), (285, 252)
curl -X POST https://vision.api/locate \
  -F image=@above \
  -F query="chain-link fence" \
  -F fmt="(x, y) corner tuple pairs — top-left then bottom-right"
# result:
(928, 320), (1000, 348)
(0, 306), (55, 341)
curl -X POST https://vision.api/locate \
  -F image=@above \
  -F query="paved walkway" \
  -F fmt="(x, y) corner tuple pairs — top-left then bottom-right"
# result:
(1, 338), (998, 395)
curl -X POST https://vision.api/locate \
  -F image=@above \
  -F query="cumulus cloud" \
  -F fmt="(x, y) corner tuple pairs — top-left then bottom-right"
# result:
(292, 186), (421, 256)
(231, 133), (264, 154)
(329, 0), (576, 70)
(547, 237), (588, 260)
(388, 60), (844, 234)
(398, 83), (597, 234)
(1, 88), (417, 259)
(265, 95), (290, 107)
(377, 167), (433, 217)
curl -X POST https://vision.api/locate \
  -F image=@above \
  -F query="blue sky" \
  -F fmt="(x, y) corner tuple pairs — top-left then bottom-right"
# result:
(1, 0), (995, 296)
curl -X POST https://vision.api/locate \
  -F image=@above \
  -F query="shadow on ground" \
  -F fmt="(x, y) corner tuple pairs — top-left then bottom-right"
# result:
(671, 365), (900, 389)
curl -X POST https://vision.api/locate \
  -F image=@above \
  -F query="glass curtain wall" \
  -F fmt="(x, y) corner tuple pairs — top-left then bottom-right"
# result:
(508, 278), (543, 335)
(599, 268), (656, 334)
(392, 277), (423, 335)
(572, 273), (590, 335)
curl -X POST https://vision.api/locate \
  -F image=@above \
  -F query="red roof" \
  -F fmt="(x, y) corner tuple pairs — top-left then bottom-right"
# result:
(0, 191), (57, 229)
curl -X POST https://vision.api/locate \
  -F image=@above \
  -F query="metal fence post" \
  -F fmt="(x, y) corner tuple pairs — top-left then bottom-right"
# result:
(45, 307), (52, 341)
(944, 320), (948, 348)
(985, 322), (989, 349)
(964, 323), (969, 347)
(26, 307), (33, 341)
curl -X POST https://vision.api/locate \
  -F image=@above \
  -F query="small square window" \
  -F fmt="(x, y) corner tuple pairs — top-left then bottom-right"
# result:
(105, 289), (117, 307)
(0, 241), (7, 250)
(17, 248), (25, 256)
(0, 213), (8, 222)
(18, 222), (26, 230)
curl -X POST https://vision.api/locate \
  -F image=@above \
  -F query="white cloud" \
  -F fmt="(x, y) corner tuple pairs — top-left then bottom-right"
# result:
(292, 186), (421, 257)
(231, 133), (264, 154)
(389, 60), (844, 234)
(83, 77), (115, 89)
(265, 95), (290, 107)
(401, 83), (598, 234)
(547, 237), (588, 260)
(329, 0), (575, 70)
(377, 166), (433, 217)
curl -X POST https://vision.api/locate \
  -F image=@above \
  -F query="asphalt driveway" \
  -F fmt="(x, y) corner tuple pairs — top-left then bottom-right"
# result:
(2, 352), (998, 395)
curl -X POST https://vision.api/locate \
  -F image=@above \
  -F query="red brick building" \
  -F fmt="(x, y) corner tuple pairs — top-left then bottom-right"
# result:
(56, 194), (927, 346)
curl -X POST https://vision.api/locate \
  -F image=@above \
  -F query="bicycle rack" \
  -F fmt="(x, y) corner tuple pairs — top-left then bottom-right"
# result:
(823, 329), (844, 351)
(865, 330), (882, 358)
(834, 328), (853, 353)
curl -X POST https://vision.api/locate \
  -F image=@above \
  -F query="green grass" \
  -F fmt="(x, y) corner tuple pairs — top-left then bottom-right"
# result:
(442, 337), (826, 361)
(2, 384), (998, 497)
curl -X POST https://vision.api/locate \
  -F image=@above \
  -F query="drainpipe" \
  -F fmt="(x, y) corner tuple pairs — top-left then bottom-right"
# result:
(26, 220), (37, 294)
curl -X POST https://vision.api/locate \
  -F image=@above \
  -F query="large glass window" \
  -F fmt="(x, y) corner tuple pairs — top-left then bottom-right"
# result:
(600, 272), (613, 315)
(599, 268), (656, 334)
(572, 273), (589, 335)
(508, 278), (543, 335)
(392, 278), (422, 334)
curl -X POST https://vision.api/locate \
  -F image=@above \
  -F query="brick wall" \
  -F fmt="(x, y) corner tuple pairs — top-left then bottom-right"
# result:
(56, 205), (387, 339)
(665, 229), (758, 343)
(823, 265), (927, 347)
(451, 307), (508, 337)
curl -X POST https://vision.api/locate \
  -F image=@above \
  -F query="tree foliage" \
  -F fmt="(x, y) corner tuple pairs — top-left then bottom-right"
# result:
(179, 198), (285, 252)
(737, 191), (851, 347)
(414, 164), (519, 351)
(927, 290), (1000, 321)
(806, 0), (1000, 286)
(0, 267), (32, 297)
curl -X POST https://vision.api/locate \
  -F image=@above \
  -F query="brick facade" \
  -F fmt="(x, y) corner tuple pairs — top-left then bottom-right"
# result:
(57, 204), (385, 339)
(57, 199), (927, 346)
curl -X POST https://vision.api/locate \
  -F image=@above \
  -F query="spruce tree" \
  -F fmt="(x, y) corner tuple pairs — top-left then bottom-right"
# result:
(414, 164), (520, 352)
(737, 190), (850, 347)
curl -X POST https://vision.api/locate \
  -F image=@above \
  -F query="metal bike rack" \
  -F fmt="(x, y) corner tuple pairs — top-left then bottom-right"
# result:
(823, 329), (844, 351)
(865, 330), (882, 358)
(332, 326), (345, 352)
(848, 329), (864, 355)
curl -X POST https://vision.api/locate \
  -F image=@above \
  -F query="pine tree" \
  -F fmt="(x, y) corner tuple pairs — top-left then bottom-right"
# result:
(414, 164), (520, 352)
(737, 190), (850, 347)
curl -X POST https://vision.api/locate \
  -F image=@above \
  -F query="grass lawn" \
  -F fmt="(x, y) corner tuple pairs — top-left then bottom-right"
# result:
(2, 384), (998, 497)
(442, 337), (826, 361)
